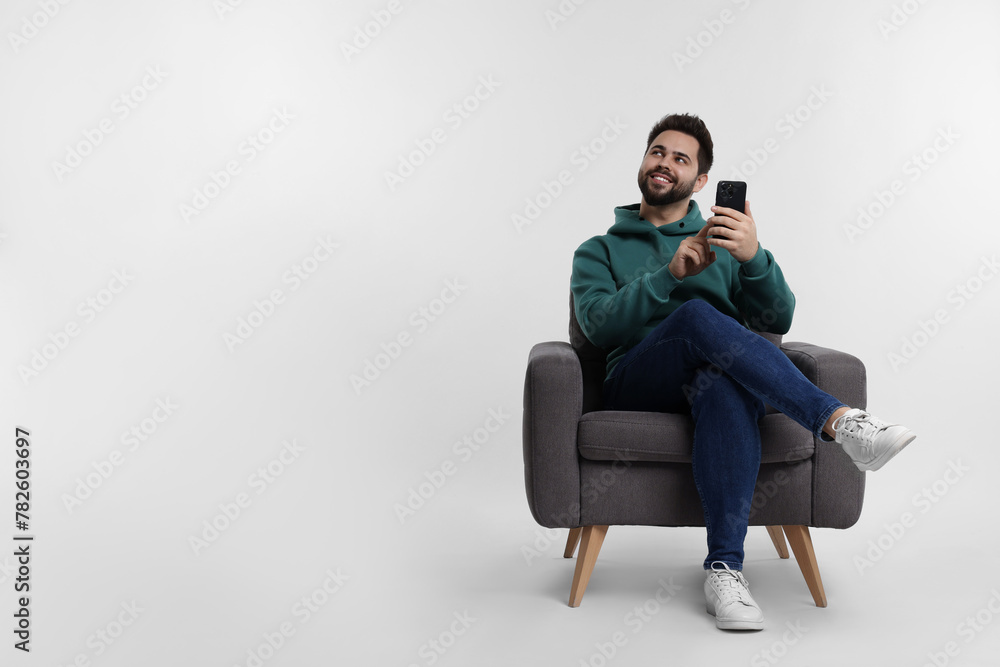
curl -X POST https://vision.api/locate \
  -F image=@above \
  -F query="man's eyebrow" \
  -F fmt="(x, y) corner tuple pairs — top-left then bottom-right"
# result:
(649, 144), (691, 160)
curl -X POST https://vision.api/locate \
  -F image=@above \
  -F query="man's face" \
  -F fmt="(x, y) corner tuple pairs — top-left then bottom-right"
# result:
(637, 130), (707, 207)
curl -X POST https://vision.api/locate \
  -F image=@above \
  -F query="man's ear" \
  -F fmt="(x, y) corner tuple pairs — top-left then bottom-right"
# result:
(692, 173), (709, 193)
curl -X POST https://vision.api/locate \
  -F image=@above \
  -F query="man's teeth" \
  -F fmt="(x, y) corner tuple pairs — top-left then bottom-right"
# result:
(652, 175), (670, 183)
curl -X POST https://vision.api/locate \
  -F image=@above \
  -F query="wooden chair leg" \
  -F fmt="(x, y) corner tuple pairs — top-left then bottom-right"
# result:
(766, 525), (790, 559)
(568, 525), (609, 607)
(563, 527), (583, 558)
(781, 525), (827, 607)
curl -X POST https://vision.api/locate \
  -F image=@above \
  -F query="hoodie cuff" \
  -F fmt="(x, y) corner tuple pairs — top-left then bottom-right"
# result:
(738, 244), (769, 277)
(649, 263), (682, 297)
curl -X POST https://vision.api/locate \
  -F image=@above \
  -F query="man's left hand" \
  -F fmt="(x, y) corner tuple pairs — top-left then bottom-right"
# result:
(707, 200), (759, 263)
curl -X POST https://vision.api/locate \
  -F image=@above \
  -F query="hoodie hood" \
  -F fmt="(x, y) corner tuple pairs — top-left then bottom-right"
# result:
(610, 200), (707, 236)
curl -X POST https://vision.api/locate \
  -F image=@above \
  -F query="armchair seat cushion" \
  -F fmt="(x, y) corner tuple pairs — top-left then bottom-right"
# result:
(577, 411), (815, 464)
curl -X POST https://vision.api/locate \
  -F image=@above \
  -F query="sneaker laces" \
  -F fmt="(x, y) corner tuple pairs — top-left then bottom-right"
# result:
(709, 563), (754, 607)
(833, 410), (883, 443)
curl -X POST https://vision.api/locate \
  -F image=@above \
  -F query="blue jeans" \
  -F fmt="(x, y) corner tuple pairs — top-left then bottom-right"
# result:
(602, 300), (845, 571)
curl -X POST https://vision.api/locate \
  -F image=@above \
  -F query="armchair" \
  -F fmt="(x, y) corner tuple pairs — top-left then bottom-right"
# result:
(522, 295), (868, 607)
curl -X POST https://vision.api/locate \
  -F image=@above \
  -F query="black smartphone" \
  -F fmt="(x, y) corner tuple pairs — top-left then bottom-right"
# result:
(715, 180), (747, 213)
(712, 180), (747, 238)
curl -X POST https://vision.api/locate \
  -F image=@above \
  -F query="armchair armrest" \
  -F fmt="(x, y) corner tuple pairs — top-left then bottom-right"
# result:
(523, 342), (583, 528)
(782, 342), (867, 528)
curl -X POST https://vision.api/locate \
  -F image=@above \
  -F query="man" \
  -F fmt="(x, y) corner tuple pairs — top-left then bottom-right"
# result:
(570, 113), (916, 631)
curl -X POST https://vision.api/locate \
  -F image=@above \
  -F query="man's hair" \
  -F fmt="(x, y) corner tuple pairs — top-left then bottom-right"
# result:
(645, 113), (714, 175)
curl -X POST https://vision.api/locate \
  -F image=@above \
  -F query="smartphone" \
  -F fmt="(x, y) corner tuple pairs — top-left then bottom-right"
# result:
(712, 180), (747, 238)
(715, 180), (747, 213)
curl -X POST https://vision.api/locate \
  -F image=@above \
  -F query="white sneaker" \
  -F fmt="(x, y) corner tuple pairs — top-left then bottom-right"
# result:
(704, 562), (764, 630)
(833, 409), (915, 472)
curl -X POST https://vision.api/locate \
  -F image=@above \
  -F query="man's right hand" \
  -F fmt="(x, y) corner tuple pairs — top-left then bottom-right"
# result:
(667, 224), (716, 280)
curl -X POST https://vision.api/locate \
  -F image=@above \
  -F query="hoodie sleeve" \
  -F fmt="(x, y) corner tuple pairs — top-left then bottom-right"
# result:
(571, 237), (681, 349)
(729, 245), (795, 334)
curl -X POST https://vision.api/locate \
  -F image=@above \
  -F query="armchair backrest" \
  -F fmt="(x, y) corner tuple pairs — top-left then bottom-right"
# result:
(568, 293), (610, 414)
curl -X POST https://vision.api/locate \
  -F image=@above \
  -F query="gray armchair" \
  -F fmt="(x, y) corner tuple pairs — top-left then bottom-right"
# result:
(522, 295), (867, 607)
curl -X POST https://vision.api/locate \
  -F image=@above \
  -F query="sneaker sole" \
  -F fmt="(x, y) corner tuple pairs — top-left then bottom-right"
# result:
(706, 603), (764, 630)
(856, 430), (916, 472)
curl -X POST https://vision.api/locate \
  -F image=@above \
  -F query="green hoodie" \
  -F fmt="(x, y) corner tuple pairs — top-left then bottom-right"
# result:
(571, 200), (795, 378)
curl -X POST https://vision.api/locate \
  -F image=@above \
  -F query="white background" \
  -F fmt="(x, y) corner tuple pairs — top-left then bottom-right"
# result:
(2, 0), (999, 665)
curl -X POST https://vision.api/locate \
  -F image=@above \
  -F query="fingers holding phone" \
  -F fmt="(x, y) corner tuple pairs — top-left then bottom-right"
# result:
(710, 180), (758, 262)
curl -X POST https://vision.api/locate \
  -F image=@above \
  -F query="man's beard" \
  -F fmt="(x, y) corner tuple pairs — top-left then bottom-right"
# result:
(638, 169), (698, 206)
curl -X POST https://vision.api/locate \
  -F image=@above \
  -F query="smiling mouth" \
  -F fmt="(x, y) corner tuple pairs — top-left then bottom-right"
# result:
(650, 173), (673, 185)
